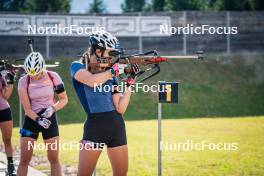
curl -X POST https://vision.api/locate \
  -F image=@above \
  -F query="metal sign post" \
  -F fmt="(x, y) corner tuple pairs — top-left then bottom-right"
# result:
(158, 102), (162, 176)
(158, 81), (179, 176)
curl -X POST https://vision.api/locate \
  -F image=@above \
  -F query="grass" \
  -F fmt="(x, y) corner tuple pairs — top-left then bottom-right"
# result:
(7, 53), (264, 126)
(8, 116), (264, 176)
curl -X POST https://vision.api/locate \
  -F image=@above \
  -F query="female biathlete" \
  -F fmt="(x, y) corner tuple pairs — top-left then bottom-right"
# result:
(70, 30), (138, 176)
(17, 52), (68, 176)
(0, 70), (15, 175)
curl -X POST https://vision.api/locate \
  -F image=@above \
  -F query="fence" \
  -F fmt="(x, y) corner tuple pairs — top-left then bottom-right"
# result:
(0, 11), (263, 59)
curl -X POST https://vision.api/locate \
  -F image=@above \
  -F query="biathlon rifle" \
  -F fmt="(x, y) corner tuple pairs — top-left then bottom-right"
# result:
(5, 39), (60, 71)
(88, 49), (204, 82)
(0, 58), (27, 84)
(0, 39), (60, 83)
(27, 39), (60, 68)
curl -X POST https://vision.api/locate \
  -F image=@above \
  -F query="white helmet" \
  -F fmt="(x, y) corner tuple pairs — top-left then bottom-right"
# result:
(89, 30), (120, 50)
(24, 52), (45, 76)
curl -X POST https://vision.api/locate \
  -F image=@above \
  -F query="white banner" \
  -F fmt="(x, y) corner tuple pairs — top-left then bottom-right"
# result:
(106, 17), (137, 36)
(140, 16), (171, 36)
(71, 17), (104, 36)
(0, 15), (31, 35)
(0, 14), (171, 37)
(35, 16), (67, 27)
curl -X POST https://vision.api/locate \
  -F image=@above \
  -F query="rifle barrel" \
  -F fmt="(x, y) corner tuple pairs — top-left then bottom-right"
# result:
(46, 64), (60, 67)
(135, 55), (201, 60)
(14, 64), (59, 68)
(160, 55), (199, 59)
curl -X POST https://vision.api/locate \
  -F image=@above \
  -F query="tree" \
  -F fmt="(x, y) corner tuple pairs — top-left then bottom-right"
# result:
(0, 0), (25, 11)
(88, 0), (106, 13)
(164, 0), (204, 11)
(212, 0), (255, 10)
(153, 0), (264, 11)
(121, 0), (146, 12)
(254, 0), (264, 10)
(22, 0), (71, 12)
(152, 0), (165, 11)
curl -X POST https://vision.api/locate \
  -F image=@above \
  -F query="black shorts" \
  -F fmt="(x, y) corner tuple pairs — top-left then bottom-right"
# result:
(0, 108), (12, 123)
(83, 110), (127, 148)
(21, 109), (59, 140)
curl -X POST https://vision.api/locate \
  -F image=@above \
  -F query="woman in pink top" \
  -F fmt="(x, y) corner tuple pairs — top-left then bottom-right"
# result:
(0, 70), (16, 175)
(17, 52), (68, 176)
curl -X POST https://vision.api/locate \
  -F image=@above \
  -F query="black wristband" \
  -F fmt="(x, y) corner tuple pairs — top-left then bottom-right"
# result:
(109, 68), (115, 77)
(125, 81), (132, 87)
(112, 89), (120, 94)
(35, 117), (41, 122)
(7, 80), (14, 84)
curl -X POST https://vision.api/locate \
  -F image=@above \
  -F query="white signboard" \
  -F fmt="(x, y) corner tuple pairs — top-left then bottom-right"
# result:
(0, 15), (31, 35)
(140, 16), (171, 36)
(35, 16), (67, 27)
(33, 16), (67, 36)
(71, 17), (104, 36)
(71, 17), (102, 27)
(0, 14), (171, 37)
(106, 17), (137, 36)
